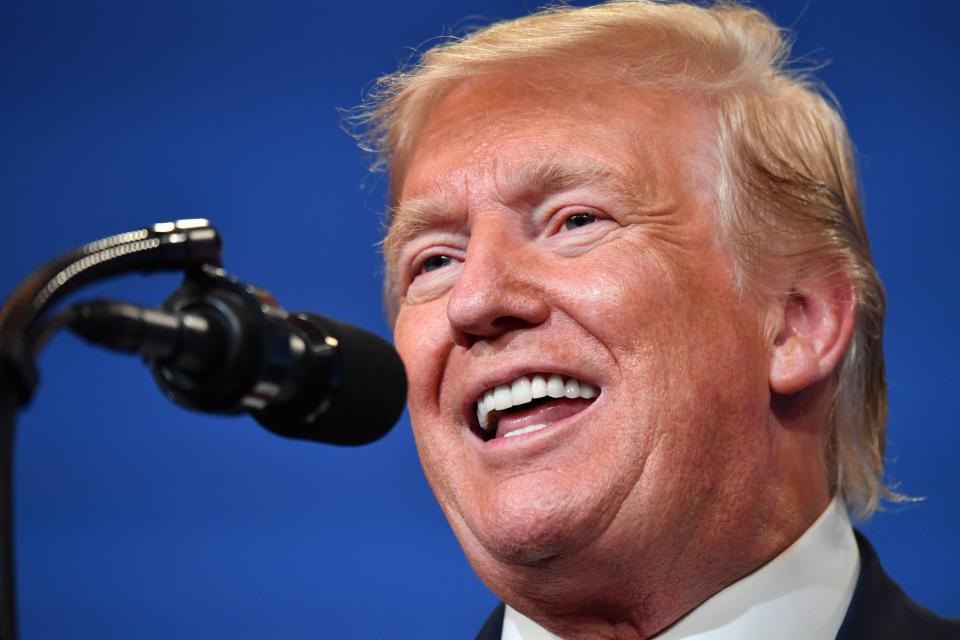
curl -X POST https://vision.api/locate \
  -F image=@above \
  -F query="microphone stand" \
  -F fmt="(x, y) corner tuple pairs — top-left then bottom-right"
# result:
(0, 219), (405, 639)
(0, 389), (18, 640)
(0, 220), (222, 640)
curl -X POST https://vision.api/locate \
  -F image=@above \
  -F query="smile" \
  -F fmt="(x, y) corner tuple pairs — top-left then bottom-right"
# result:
(474, 373), (599, 441)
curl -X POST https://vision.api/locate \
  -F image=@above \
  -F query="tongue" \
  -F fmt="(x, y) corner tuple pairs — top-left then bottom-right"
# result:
(496, 398), (593, 438)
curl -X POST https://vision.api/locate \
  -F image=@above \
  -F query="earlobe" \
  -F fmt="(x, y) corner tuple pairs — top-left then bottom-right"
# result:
(769, 276), (857, 395)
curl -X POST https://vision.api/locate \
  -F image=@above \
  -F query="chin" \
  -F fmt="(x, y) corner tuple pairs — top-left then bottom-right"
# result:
(461, 473), (604, 566)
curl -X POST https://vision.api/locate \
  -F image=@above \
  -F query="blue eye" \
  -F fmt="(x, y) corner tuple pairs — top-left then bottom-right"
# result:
(563, 212), (596, 231)
(421, 254), (453, 273)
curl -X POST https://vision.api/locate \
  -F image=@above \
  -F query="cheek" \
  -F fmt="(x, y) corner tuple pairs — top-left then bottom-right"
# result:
(575, 239), (745, 351)
(555, 242), (767, 432)
(394, 304), (446, 388)
(393, 303), (460, 483)
(393, 303), (452, 448)
(550, 247), (697, 353)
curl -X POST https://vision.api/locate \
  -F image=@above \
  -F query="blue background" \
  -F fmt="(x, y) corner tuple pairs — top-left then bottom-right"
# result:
(1, 1), (957, 637)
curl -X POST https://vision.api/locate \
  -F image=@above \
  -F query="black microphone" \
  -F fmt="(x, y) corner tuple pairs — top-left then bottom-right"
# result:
(67, 264), (406, 445)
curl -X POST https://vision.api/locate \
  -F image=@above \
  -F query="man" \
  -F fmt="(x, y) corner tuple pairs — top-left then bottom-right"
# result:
(357, 1), (959, 638)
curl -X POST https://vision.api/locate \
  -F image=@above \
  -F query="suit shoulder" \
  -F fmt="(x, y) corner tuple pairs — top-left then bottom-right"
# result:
(837, 532), (960, 640)
(475, 602), (506, 640)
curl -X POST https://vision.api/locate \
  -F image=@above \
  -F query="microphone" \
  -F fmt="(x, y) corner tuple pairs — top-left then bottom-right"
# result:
(68, 264), (406, 445)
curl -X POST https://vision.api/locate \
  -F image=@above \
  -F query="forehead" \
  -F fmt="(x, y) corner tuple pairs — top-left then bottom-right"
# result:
(397, 73), (714, 205)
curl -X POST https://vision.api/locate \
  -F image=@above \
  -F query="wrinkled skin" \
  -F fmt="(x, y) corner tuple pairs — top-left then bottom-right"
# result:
(387, 74), (833, 639)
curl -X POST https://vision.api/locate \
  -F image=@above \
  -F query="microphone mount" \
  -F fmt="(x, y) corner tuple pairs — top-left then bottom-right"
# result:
(68, 264), (404, 446)
(71, 264), (343, 420)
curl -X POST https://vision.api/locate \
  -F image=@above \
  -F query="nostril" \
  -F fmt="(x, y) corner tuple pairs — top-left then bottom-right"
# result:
(453, 316), (541, 348)
(448, 290), (549, 345)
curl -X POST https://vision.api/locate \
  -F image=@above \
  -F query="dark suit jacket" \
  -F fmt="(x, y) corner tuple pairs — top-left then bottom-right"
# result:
(475, 532), (960, 639)
(835, 532), (960, 639)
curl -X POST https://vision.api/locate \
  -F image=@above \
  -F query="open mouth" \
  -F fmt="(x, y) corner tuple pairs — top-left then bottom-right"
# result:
(472, 373), (599, 441)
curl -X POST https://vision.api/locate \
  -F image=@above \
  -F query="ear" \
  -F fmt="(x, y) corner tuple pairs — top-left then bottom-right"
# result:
(768, 274), (857, 395)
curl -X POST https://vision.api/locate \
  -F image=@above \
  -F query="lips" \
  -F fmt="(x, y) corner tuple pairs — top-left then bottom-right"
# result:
(471, 373), (599, 441)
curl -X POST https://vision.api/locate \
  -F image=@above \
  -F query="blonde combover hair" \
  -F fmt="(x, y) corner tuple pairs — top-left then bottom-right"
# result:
(356, 0), (894, 519)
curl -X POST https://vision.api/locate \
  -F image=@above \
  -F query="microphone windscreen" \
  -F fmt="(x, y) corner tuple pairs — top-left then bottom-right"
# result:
(255, 313), (407, 446)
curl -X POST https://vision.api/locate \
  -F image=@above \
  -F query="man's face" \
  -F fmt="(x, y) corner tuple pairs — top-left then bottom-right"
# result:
(388, 75), (779, 589)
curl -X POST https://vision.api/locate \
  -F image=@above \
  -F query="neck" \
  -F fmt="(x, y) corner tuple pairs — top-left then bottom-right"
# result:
(501, 498), (856, 640)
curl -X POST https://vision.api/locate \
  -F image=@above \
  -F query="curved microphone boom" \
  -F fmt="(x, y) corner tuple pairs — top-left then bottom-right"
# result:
(68, 264), (407, 446)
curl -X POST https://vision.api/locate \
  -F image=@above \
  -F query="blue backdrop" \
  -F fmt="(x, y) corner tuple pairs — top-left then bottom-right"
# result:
(2, 1), (957, 637)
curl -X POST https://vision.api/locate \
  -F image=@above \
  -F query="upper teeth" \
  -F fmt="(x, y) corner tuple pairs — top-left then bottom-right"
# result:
(476, 373), (598, 430)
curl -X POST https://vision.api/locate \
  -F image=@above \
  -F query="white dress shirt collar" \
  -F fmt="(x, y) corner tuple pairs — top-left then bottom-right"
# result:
(501, 498), (860, 640)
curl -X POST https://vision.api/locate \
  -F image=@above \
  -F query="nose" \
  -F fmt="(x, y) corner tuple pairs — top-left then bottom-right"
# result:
(446, 226), (549, 346)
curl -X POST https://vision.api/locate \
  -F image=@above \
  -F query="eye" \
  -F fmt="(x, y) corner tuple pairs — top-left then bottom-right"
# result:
(562, 212), (597, 231)
(420, 254), (454, 273)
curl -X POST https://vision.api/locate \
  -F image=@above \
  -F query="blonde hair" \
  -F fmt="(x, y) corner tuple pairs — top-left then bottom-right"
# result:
(355, 0), (896, 519)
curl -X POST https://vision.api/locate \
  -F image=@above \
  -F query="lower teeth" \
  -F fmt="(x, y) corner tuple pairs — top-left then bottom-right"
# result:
(502, 423), (547, 438)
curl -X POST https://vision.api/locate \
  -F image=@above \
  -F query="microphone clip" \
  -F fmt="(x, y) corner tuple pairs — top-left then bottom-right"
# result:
(151, 264), (342, 423)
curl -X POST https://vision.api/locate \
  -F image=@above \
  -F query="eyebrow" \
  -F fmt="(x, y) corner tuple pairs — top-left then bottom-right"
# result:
(382, 159), (638, 268)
